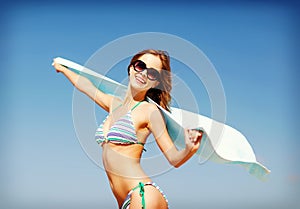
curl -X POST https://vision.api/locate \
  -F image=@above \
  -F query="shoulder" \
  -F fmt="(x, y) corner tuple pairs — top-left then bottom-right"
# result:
(133, 102), (161, 121)
(140, 101), (159, 112)
(138, 102), (165, 124)
(139, 102), (167, 130)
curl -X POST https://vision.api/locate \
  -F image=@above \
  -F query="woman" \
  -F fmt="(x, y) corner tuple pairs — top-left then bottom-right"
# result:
(53, 49), (202, 209)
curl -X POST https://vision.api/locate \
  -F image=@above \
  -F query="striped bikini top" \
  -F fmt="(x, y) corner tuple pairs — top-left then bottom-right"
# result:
(95, 101), (145, 148)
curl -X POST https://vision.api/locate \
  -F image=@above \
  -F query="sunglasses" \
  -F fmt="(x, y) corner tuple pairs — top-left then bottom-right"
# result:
(132, 60), (161, 81)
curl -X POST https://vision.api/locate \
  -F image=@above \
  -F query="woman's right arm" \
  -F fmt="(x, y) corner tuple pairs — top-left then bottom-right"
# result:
(53, 62), (113, 112)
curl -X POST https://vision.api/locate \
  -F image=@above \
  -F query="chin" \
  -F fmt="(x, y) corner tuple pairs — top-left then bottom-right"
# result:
(130, 81), (150, 92)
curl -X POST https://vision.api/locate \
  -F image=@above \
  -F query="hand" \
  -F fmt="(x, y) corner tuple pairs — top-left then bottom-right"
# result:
(52, 61), (68, 73)
(184, 129), (203, 153)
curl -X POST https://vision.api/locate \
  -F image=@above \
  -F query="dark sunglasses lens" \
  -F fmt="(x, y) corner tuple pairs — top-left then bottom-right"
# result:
(132, 60), (160, 81)
(147, 69), (160, 81)
(134, 60), (146, 72)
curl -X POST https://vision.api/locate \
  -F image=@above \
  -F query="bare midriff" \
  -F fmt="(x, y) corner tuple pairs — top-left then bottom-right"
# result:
(102, 143), (151, 206)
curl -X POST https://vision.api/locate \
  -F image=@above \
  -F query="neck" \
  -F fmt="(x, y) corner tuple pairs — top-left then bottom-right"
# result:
(123, 86), (147, 106)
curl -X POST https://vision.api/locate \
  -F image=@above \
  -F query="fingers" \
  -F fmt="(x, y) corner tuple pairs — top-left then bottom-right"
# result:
(184, 129), (203, 153)
(52, 60), (66, 73)
(187, 129), (203, 143)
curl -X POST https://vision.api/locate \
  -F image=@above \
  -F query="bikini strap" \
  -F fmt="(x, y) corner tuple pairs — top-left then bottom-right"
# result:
(131, 182), (169, 209)
(112, 101), (142, 113)
(132, 182), (146, 209)
(131, 101), (143, 111)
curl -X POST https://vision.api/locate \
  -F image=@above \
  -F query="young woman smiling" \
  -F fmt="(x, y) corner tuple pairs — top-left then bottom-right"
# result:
(53, 49), (202, 209)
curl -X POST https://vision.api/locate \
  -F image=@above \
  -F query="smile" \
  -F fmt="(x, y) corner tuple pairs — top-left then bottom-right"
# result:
(135, 75), (146, 84)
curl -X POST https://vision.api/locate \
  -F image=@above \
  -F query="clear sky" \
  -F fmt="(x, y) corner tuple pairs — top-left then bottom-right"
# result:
(1, 1), (299, 209)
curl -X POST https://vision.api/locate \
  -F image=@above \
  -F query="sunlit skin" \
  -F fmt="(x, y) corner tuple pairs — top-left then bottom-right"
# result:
(53, 53), (202, 209)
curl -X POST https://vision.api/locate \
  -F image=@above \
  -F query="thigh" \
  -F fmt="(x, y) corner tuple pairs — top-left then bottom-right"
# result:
(129, 185), (168, 209)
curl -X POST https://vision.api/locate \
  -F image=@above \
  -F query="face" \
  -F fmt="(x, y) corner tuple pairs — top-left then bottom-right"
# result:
(129, 54), (162, 91)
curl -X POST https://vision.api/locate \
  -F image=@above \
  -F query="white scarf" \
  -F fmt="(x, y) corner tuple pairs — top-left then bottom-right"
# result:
(54, 57), (270, 180)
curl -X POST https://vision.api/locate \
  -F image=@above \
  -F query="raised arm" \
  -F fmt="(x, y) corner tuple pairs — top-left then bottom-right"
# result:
(52, 62), (113, 112)
(147, 104), (202, 168)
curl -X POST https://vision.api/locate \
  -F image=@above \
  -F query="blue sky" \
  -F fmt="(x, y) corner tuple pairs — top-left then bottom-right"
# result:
(1, 1), (299, 209)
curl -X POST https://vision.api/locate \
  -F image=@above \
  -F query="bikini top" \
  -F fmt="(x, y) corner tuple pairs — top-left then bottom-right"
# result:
(95, 101), (145, 148)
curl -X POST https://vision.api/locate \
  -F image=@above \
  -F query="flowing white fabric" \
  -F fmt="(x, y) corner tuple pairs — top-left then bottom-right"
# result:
(53, 57), (270, 180)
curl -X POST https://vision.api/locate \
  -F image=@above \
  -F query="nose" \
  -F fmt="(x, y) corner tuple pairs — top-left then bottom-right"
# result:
(139, 69), (148, 78)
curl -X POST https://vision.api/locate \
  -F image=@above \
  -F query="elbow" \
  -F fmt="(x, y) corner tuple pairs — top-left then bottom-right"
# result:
(173, 162), (184, 168)
(170, 159), (182, 168)
(166, 150), (185, 168)
(173, 163), (181, 168)
(168, 149), (195, 168)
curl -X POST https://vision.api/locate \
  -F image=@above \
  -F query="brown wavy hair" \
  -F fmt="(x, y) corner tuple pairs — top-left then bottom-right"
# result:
(127, 49), (172, 112)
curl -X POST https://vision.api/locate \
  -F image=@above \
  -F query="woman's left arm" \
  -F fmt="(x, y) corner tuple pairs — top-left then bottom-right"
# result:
(147, 104), (203, 168)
